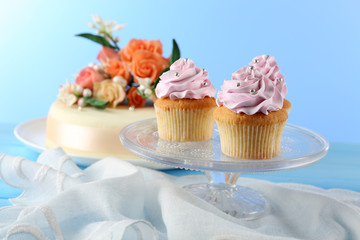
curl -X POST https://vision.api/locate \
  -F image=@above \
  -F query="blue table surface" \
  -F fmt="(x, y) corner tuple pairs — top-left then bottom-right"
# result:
(1, 122), (360, 206)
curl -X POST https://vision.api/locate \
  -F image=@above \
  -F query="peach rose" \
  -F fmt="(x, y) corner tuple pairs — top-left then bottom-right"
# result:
(120, 39), (164, 66)
(97, 46), (121, 63)
(76, 67), (104, 90)
(131, 50), (169, 83)
(93, 80), (126, 108)
(104, 59), (131, 84)
(127, 86), (146, 108)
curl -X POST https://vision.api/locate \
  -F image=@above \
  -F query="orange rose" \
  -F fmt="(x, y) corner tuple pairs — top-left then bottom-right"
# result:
(144, 40), (163, 56)
(120, 39), (164, 66)
(127, 86), (146, 108)
(104, 59), (131, 84)
(130, 50), (169, 83)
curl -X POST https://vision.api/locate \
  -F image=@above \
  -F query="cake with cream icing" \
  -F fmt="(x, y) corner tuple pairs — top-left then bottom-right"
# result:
(46, 16), (180, 161)
(214, 55), (291, 159)
(155, 58), (217, 141)
(46, 101), (155, 159)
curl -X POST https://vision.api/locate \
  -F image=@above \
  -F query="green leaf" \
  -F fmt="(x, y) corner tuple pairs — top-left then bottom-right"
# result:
(153, 67), (170, 90)
(76, 33), (116, 49)
(170, 39), (180, 64)
(73, 92), (80, 98)
(84, 97), (109, 109)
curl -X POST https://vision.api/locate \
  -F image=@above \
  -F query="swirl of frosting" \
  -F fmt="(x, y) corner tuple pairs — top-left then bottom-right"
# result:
(217, 64), (287, 115)
(249, 55), (287, 98)
(155, 58), (217, 100)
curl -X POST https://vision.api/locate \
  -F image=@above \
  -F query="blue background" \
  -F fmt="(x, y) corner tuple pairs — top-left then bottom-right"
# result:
(0, 0), (359, 143)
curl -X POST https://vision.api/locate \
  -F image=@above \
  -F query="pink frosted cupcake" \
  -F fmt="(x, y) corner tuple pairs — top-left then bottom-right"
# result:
(214, 55), (291, 159)
(155, 58), (217, 141)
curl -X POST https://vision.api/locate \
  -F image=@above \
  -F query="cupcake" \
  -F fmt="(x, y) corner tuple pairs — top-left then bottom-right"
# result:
(214, 55), (291, 159)
(155, 58), (217, 141)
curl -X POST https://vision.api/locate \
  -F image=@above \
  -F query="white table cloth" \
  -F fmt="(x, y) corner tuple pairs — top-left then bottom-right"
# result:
(0, 148), (359, 240)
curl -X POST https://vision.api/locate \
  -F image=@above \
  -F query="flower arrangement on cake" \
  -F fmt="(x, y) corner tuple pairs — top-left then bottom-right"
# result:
(58, 16), (180, 110)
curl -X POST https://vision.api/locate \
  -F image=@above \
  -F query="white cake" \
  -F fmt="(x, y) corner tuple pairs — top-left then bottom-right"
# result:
(46, 101), (155, 159)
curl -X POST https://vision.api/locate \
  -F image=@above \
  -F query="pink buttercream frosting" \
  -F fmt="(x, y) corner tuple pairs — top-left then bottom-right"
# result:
(155, 58), (217, 100)
(217, 55), (287, 115)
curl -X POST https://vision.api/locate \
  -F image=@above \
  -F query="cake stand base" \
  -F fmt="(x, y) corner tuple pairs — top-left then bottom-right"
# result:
(183, 183), (268, 219)
(183, 172), (268, 220)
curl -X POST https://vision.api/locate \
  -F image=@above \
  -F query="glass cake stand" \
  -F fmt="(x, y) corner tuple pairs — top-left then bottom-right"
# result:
(119, 118), (329, 220)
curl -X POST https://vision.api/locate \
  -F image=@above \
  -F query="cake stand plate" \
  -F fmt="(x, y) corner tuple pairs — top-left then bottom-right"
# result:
(120, 118), (329, 219)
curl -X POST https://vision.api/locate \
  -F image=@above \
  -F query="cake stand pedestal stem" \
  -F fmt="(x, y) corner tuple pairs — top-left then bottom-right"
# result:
(183, 171), (268, 219)
(206, 171), (241, 185)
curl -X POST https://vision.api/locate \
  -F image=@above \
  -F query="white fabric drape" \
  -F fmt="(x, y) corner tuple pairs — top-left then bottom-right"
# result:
(0, 148), (359, 240)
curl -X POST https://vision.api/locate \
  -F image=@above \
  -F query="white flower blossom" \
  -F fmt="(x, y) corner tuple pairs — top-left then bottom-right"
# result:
(89, 63), (105, 76)
(75, 85), (83, 94)
(112, 76), (127, 88)
(136, 77), (152, 89)
(144, 89), (153, 98)
(92, 15), (103, 25)
(88, 62), (96, 68)
(93, 64), (103, 71)
(138, 85), (145, 92)
(114, 24), (126, 31)
(87, 23), (96, 29)
(106, 20), (116, 28)
(65, 80), (83, 96)
(58, 85), (77, 107)
(66, 80), (76, 92)
(87, 16), (125, 50)
(136, 76), (155, 99)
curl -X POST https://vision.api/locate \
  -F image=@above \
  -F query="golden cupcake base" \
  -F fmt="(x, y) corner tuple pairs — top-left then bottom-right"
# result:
(214, 99), (291, 159)
(155, 97), (217, 142)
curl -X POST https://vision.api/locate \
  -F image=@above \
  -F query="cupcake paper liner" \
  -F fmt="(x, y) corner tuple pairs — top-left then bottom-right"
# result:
(215, 120), (287, 159)
(155, 107), (215, 142)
